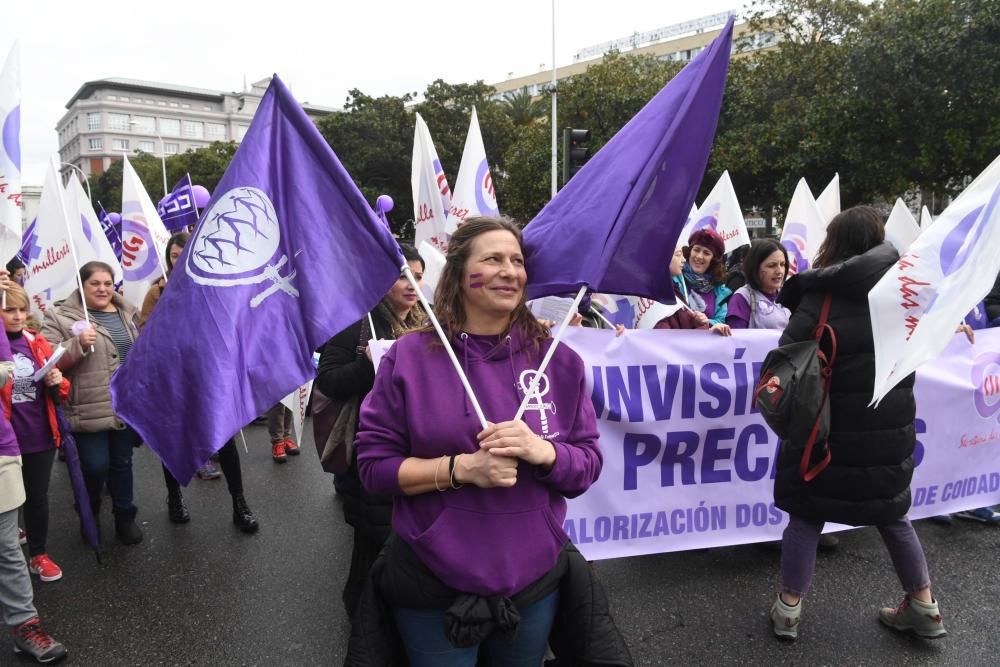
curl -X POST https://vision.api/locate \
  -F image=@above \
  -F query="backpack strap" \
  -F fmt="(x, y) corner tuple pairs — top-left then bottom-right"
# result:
(800, 292), (836, 481)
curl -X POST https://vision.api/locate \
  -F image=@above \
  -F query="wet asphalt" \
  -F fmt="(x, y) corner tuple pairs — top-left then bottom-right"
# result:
(12, 422), (1000, 666)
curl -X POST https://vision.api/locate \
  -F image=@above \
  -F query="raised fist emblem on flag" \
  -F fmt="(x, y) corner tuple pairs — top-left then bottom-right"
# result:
(185, 186), (300, 308)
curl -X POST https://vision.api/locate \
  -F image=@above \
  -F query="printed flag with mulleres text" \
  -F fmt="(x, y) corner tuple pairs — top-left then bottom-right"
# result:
(111, 75), (404, 484)
(22, 159), (80, 315)
(0, 43), (23, 263)
(523, 18), (734, 304)
(412, 113), (452, 253)
(869, 153), (1000, 405)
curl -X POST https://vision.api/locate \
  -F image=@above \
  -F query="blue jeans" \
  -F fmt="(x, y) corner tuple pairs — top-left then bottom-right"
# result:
(393, 591), (559, 667)
(75, 429), (140, 514)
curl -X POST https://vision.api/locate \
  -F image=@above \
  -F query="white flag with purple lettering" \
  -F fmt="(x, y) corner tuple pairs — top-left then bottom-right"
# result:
(280, 380), (313, 446)
(815, 173), (840, 226)
(0, 44), (22, 263)
(689, 171), (749, 254)
(412, 113), (452, 253)
(870, 154), (1000, 404)
(884, 198), (921, 254)
(447, 107), (498, 233)
(779, 178), (826, 275)
(121, 156), (171, 308)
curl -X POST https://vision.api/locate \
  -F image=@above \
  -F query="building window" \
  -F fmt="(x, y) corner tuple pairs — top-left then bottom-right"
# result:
(157, 101), (166, 106)
(164, 142), (180, 155)
(139, 140), (156, 153)
(88, 138), (103, 151)
(182, 120), (204, 139)
(146, 99), (155, 105)
(132, 98), (143, 103)
(107, 95), (117, 101)
(169, 102), (179, 108)
(181, 103), (191, 109)
(108, 113), (130, 131)
(87, 112), (102, 130)
(159, 118), (181, 136)
(132, 115), (156, 133)
(112, 138), (129, 151)
(206, 123), (227, 140)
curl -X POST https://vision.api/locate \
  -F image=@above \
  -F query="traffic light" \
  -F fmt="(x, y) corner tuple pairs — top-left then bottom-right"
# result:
(562, 128), (591, 185)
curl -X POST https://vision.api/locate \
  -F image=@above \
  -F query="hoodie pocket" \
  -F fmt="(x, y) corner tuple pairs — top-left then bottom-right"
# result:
(410, 503), (567, 597)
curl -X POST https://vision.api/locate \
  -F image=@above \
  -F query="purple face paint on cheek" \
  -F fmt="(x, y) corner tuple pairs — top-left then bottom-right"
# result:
(468, 272), (484, 289)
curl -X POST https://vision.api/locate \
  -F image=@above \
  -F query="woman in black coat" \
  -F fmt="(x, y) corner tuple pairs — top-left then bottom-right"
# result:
(314, 244), (425, 618)
(769, 206), (945, 641)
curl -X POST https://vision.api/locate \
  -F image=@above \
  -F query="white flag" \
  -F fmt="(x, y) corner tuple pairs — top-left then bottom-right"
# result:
(883, 198), (921, 255)
(677, 203), (700, 248)
(689, 171), (750, 254)
(815, 173), (840, 226)
(280, 380), (314, 447)
(780, 178), (827, 275)
(23, 159), (80, 315)
(920, 206), (934, 231)
(417, 239), (445, 303)
(412, 113), (452, 253)
(121, 156), (171, 308)
(447, 106), (498, 232)
(66, 175), (123, 283)
(0, 44), (22, 263)
(869, 154), (1000, 404)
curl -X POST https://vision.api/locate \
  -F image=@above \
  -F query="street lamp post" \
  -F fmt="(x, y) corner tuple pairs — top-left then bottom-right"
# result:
(60, 162), (92, 202)
(129, 120), (168, 197)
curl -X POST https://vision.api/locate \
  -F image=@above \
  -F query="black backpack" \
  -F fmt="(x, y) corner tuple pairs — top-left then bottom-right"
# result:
(754, 293), (836, 482)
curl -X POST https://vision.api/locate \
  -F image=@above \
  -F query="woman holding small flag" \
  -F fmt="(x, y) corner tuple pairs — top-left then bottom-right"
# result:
(41, 261), (144, 546)
(353, 218), (628, 665)
(678, 227), (732, 335)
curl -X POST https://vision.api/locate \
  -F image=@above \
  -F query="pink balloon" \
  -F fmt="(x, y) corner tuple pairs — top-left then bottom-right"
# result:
(192, 185), (211, 209)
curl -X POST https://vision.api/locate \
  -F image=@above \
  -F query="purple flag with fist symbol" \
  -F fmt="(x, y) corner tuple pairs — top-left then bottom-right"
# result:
(111, 75), (404, 484)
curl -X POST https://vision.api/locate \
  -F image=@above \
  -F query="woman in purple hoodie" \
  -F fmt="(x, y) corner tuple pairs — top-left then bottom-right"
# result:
(356, 217), (605, 665)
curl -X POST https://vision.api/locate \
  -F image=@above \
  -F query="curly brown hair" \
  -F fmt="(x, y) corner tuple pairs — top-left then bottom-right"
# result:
(419, 216), (550, 348)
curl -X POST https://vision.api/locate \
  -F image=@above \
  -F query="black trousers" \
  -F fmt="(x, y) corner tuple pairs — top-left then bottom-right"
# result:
(162, 438), (243, 496)
(20, 448), (57, 557)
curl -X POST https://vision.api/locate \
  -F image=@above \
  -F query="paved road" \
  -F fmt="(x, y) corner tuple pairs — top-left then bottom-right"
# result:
(19, 423), (1000, 665)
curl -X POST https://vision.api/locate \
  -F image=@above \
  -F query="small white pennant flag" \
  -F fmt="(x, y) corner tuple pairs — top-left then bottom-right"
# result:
(447, 106), (499, 232)
(780, 178), (827, 275)
(883, 198), (921, 255)
(121, 155), (171, 308)
(815, 173), (841, 226)
(411, 113), (452, 253)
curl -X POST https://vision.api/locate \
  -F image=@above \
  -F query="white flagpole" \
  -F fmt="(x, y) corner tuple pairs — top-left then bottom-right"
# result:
(513, 285), (586, 421)
(590, 305), (616, 329)
(238, 429), (249, 453)
(550, 0), (558, 198)
(401, 263), (488, 428)
(367, 312), (378, 340)
(53, 163), (93, 350)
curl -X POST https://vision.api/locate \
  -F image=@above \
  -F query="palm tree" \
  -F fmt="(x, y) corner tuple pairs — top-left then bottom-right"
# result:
(502, 87), (548, 127)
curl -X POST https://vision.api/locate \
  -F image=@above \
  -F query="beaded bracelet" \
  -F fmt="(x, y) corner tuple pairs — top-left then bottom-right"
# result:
(449, 454), (465, 490)
(434, 455), (448, 492)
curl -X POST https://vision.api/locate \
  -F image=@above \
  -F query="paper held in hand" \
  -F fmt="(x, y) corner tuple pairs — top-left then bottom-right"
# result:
(33, 345), (66, 383)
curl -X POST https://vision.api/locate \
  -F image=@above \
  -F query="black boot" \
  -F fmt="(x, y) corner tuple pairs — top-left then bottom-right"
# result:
(232, 494), (259, 534)
(167, 491), (191, 524)
(113, 507), (143, 545)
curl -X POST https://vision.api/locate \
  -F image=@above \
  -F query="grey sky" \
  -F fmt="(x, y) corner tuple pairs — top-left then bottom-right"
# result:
(2, 0), (739, 184)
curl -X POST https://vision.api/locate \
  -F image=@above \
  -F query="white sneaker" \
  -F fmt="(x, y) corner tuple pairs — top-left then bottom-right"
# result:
(770, 593), (801, 640)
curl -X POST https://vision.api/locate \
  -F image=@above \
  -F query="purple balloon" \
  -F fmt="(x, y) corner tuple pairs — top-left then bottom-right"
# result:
(192, 184), (211, 209)
(376, 194), (394, 214)
(108, 212), (122, 224)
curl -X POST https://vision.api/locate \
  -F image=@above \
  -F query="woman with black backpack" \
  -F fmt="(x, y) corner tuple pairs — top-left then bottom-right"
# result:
(768, 206), (945, 642)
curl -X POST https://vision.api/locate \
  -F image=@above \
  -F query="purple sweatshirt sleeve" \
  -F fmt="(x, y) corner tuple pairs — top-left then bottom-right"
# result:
(355, 346), (408, 496)
(725, 291), (751, 329)
(535, 354), (603, 498)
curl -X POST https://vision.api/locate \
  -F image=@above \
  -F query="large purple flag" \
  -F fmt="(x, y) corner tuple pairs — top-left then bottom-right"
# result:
(523, 18), (734, 304)
(110, 75), (404, 484)
(157, 174), (200, 232)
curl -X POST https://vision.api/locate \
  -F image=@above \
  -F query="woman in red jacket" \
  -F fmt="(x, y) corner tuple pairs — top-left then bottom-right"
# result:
(1, 284), (71, 583)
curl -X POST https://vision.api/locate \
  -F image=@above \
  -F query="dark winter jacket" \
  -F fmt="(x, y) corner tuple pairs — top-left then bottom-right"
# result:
(773, 242), (916, 526)
(315, 308), (395, 544)
(986, 271), (1000, 322)
(344, 535), (633, 666)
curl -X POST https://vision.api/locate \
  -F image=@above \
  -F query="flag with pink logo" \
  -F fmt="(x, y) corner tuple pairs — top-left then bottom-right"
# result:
(447, 106), (498, 233)
(687, 170), (749, 254)
(883, 198), (921, 255)
(120, 156), (172, 308)
(411, 113), (452, 253)
(815, 173), (840, 226)
(779, 178), (826, 275)
(870, 153), (1000, 404)
(0, 44), (23, 263)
